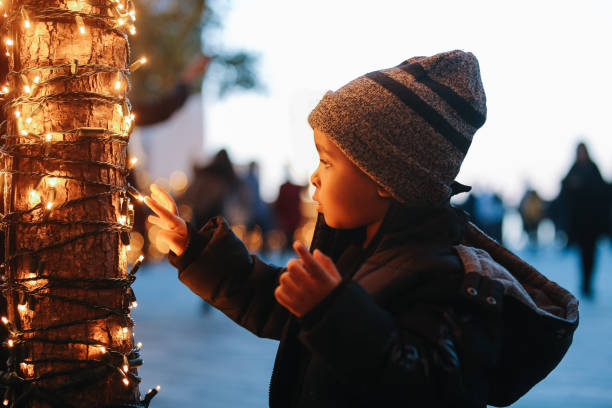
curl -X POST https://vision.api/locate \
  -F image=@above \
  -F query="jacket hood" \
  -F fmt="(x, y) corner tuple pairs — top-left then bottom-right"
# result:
(459, 222), (579, 406)
(459, 222), (578, 323)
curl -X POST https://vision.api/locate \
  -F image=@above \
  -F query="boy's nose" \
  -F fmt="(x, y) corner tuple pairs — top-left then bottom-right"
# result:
(310, 171), (320, 188)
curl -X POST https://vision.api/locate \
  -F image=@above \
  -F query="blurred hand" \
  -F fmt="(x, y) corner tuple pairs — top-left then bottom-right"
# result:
(143, 184), (188, 256)
(274, 241), (342, 317)
(180, 54), (213, 85)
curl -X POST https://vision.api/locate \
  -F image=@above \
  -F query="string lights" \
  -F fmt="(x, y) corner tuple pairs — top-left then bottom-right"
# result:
(0, 0), (158, 406)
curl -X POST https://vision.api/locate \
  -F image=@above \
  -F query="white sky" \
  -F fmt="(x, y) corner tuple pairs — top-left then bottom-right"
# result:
(201, 0), (612, 205)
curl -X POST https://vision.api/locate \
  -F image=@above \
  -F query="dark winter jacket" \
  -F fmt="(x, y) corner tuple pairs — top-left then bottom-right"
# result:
(168, 202), (578, 408)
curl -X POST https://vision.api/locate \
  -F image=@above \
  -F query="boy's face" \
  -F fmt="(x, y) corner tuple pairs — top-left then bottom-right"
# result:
(310, 129), (391, 230)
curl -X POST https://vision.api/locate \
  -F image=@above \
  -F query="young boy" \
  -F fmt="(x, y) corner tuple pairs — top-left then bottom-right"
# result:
(144, 50), (578, 408)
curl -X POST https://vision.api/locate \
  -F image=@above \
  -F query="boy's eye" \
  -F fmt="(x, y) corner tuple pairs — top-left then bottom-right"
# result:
(319, 159), (330, 167)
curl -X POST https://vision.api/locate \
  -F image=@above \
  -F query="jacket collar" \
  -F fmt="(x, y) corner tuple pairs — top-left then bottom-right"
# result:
(310, 201), (469, 261)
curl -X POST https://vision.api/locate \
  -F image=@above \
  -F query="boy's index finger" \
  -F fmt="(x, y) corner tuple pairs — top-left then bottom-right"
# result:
(144, 196), (181, 227)
(293, 241), (327, 280)
(150, 184), (177, 214)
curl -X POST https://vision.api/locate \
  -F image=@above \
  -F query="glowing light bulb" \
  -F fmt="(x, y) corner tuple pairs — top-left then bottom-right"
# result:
(131, 301), (138, 309)
(129, 55), (146, 72)
(24, 20), (31, 29)
(130, 113), (135, 121)
(33, 76), (40, 84)
(122, 327), (128, 334)
(79, 25), (85, 34)
(122, 364), (129, 373)
(7, 339), (13, 347)
(117, 3), (124, 10)
(130, 157), (138, 167)
(136, 342), (142, 348)
(99, 346), (107, 353)
(155, 385), (161, 391)
(2, 399), (7, 406)
(138, 255), (144, 262)
(24, 85), (32, 94)
(126, 245), (131, 251)
(25, 117), (32, 124)
(1, 317), (8, 324)
(29, 190), (41, 205)
(119, 215), (127, 225)
(46, 202), (54, 210)
(122, 378), (129, 386)
(47, 177), (59, 187)
(137, 195), (144, 202)
(117, 18), (125, 26)
(14, 110), (20, 117)
(129, 27), (136, 35)
(1, 86), (8, 93)
(17, 304), (26, 312)
(20, 130), (27, 136)
(115, 80), (121, 90)
(45, 133), (52, 141)
(5, 39), (13, 46)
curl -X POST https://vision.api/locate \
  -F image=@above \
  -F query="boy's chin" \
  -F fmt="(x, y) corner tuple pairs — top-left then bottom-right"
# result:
(321, 215), (343, 230)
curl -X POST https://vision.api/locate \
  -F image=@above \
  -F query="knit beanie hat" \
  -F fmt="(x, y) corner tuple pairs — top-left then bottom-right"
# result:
(308, 49), (486, 207)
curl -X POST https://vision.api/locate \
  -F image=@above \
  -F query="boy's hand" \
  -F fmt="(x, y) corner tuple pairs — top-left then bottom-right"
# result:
(143, 184), (188, 256)
(275, 241), (342, 317)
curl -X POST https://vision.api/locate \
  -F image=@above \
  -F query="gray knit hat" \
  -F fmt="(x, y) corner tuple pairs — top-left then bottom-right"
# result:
(308, 49), (486, 207)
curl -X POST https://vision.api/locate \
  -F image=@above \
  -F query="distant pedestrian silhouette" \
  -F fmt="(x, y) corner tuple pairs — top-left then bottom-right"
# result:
(459, 190), (505, 244)
(273, 179), (306, 252)
(558, 142), (610, 298)
(518, 187), (546, 248)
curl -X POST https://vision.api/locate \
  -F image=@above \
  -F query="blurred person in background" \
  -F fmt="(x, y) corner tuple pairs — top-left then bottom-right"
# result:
(241, 161), (276, 254)
(473, 190), (505, 244)
(518, 186), (547, 248)
(274, 174), (307, 253)
(558, 142), (610, 298)
(180, 149), (240, 230)
(457, 189), (505, 244)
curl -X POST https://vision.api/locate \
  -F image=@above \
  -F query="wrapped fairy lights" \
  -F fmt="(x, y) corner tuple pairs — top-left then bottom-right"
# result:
(0, 0), (159, 406)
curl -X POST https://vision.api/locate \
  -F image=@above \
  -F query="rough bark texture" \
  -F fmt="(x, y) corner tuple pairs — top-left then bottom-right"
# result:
(2, 1), (140, 406)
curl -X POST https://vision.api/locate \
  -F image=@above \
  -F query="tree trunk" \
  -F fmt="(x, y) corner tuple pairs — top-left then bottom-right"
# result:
(1, 1), (144, 406)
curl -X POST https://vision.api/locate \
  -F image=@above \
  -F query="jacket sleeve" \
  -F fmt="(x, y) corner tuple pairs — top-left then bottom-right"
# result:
(168, 216), (291, 340)
(297, 280), (492, 406)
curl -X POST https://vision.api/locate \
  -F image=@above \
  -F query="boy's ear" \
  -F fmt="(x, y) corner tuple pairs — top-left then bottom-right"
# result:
(376, 187), (392, 199)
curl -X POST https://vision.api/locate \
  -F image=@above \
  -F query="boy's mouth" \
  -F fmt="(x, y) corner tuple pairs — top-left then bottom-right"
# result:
(312, 193), (322, 212)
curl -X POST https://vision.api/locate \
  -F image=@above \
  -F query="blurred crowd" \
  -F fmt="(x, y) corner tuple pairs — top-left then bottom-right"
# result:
(130, 147), (313, 262)
(456, 142), (610, 298)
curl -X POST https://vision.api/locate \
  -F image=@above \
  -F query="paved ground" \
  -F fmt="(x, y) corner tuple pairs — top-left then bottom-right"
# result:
(131, 241), (612, 408)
